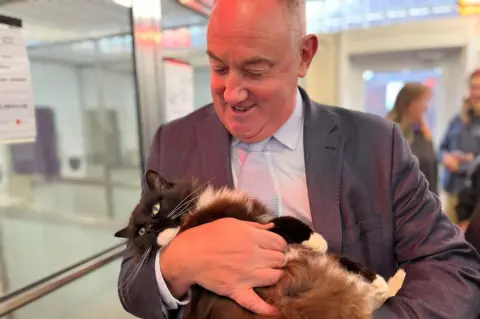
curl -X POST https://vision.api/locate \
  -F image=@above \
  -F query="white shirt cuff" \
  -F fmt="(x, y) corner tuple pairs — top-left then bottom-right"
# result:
(155, 250), (191, 310)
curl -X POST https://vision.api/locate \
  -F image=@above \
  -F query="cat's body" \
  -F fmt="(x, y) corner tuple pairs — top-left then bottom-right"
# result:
(115, 171), (390, 319)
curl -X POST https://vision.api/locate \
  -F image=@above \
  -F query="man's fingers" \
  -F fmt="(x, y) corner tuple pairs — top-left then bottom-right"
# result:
(231, 288), (280, 316)
(257, 250), (286, 269)
(250, 269), (285, 288)
(255, 231), (287, 252)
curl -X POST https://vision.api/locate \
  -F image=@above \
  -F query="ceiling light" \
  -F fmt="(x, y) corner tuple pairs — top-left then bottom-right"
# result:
(113, 0), (133, 8)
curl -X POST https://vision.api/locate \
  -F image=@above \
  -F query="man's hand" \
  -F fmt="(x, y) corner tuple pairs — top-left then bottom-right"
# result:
(443, 153), (461, 172)
(160, 218), (287, 316)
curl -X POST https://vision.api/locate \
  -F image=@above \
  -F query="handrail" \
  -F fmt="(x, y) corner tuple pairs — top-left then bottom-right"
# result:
(0, 241), (127, 317)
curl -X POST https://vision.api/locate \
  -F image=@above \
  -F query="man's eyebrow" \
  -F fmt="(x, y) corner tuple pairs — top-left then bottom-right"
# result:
(206, 51), (273, 67)
(207, 50), (223, 63)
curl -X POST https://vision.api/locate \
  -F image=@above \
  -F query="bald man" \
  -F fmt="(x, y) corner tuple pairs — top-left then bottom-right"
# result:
(118, 0), (480, 318)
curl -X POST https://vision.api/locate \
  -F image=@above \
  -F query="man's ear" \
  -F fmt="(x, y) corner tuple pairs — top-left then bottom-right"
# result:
(114, 227), (133, 239)
(146, 170), (173, 192)
(298, 34), (318, 78)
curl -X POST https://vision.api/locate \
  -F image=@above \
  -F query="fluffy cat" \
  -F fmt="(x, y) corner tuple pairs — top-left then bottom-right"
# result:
(115, 170), (391, 319)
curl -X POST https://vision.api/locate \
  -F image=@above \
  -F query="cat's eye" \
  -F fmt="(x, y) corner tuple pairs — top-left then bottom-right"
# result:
(152, 203), (160, 215)
(138, 227), (146, 236)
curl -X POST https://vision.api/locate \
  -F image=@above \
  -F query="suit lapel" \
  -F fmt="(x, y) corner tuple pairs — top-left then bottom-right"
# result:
(196, 107), (234, 189)
(301, 89), (345, 255)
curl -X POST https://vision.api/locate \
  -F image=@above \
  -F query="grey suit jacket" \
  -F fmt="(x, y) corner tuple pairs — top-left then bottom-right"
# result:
(118, 87), (480, 319)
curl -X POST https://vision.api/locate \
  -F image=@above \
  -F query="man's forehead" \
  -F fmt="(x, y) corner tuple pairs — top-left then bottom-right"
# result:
(209, 0), (287, 28)
(207, 0), (291, 44)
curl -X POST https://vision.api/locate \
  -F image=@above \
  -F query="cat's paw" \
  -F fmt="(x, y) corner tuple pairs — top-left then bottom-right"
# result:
(369, 275), (390, 310)
(301, 232), (328, 253)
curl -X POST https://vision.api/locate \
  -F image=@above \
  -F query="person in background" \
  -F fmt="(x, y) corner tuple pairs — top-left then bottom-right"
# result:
(457, 156), (480, 235)
(439, 69), (480, 228)
(387, 82), (438, 195)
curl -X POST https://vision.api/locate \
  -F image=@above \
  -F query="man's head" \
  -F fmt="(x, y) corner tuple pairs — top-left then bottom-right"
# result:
(207, 0), (318, 143)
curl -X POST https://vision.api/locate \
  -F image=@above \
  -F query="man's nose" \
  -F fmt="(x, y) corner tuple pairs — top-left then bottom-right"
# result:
(223, 73), (248, 105)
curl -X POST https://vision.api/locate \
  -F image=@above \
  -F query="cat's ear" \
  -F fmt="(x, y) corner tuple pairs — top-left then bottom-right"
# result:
(114, 227), (133, 239)
(146, 170), (173, 192)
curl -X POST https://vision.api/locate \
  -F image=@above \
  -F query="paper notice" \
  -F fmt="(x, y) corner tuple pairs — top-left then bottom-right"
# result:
(164, 58), (194, 122)
(0, 16), (36, 144)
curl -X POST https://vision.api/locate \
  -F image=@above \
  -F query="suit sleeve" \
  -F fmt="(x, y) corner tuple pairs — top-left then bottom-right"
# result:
(465, 204), (480, 253)
(117, 126), (186, 319)
(375, 123), (480, 318)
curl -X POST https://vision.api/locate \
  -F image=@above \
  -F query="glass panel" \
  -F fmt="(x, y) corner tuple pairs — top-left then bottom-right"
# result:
(0, 0), (140, 297)
(6, 259), (136, 319)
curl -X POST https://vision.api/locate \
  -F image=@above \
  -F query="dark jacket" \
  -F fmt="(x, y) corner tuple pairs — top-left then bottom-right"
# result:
(118, 88), (480, 319)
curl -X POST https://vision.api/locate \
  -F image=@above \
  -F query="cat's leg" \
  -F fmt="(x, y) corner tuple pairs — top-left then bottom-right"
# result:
(335, 256), (389, 310)
(335, 256), (377, 282)
(269, 216), (328, 253)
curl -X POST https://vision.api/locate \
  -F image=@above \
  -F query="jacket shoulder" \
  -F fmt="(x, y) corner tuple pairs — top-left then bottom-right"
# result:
(317, 103), (395, 140)
(161, 103), (215, 132)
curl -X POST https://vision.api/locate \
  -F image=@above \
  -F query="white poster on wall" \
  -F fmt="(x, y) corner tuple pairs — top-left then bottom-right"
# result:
(163, 58), (194, 122)
(0, 15), (36, 144)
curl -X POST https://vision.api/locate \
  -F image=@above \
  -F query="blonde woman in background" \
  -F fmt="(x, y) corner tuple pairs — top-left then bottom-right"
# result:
(387, 82), (438, 195)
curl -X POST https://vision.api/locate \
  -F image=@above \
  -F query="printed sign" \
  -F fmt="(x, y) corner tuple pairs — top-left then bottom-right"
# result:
(0, 15), (36, 144)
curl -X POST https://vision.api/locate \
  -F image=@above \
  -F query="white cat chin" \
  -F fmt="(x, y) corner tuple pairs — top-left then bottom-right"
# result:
(301, 232), (328, 253)
(157, 227), (180, 248)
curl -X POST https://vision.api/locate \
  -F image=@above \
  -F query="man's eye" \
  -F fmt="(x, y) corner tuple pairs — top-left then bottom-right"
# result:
(245, 70), (264, 77)
(213, 68), (228, 75)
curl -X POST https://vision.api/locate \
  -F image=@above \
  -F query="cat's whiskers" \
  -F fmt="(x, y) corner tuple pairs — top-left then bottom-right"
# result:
(118, 246), (151, 291)
(167, 179), (213, 218)
(166, 181), (211, 218)
(125, 246), (152, 294)
(169, 194), (202, 220)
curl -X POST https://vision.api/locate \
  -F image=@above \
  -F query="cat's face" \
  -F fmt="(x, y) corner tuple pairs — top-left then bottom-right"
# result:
(114, 170), (199, 255)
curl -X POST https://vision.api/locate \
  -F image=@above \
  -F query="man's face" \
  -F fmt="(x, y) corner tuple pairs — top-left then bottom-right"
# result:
(206, 0), (317, 143)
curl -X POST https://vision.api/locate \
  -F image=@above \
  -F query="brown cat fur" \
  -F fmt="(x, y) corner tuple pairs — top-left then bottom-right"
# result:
(185, 245), (381, 319)
(180, 187), (389, 319)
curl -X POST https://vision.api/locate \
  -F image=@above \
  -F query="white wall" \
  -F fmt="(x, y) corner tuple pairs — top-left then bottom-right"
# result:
(29, 61), (85, 163)
(79, 66), (139, 160)
(193, 66), (212, 109)
(28, 60), (139, 171)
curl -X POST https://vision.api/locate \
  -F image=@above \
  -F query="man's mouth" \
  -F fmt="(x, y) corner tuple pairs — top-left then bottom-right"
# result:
(231, 104), (255, 113)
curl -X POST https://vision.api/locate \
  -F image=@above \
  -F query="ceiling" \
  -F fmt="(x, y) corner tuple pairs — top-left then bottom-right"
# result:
(0, 0), (460, 70)
(0, 0), (207, 44)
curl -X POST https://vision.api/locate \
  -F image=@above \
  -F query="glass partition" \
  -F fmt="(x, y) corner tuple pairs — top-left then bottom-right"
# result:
(0, 0), (140, 298)
(6, 259), (135, 319)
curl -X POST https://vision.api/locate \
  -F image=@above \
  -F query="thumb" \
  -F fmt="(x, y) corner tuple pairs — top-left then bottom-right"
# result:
(231, 288), (279, 316)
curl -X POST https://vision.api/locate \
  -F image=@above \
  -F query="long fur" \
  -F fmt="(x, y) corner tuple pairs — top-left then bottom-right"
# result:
(186, 245), (381, 319)
(116, 173), (392, 319)
(179, 186), (389, 319)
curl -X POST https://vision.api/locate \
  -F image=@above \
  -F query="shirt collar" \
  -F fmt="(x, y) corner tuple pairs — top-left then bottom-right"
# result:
(232, 88), (304, 150)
